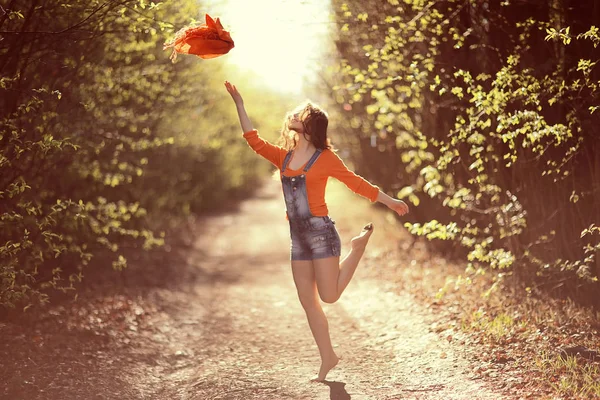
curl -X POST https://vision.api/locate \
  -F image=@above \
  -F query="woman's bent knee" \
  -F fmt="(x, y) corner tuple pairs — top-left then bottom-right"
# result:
(319, 293), (339, 304)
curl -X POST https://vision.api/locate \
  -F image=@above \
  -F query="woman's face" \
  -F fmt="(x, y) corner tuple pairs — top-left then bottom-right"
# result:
(288, 110), (306, 133)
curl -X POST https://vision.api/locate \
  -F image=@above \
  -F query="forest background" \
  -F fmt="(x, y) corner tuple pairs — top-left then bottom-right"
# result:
(1, 0), (598, 316)
(1, 1), (599, 398)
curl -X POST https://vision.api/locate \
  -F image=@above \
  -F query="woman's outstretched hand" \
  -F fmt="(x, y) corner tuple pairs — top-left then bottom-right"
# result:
(389, 199), (409, 217)
(225, 80), (253, 132)
(376, 191), (410, 217)
(224, 81), (243, 106)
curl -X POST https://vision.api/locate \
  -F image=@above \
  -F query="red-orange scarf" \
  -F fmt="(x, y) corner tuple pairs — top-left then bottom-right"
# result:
(163, 14), (234, 61)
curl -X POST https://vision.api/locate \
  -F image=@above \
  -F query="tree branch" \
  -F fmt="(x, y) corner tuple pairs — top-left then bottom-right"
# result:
(0, 1), (111, 35)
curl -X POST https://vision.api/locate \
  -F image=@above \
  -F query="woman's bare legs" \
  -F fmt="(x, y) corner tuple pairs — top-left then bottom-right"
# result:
(313, 224), (374, 304)
(292, 260), (340, 382)
(290, 224), (374, 382)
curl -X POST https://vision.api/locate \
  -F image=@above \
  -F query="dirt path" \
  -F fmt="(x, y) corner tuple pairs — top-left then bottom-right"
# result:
(1, 179), (518, 400)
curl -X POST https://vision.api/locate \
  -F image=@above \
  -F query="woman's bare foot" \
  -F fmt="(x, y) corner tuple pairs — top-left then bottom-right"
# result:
(350, 223), (374, 251)
(310, 354), (340, 382)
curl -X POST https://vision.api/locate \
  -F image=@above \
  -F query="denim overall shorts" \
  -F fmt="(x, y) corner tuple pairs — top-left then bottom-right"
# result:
(281, 149), (342, 261)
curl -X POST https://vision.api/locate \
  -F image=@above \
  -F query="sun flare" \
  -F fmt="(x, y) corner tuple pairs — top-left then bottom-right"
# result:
(204, 0), (333, 95)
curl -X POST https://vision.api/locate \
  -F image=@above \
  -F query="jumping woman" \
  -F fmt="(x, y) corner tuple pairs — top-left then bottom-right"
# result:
(224, 81), (409, 382)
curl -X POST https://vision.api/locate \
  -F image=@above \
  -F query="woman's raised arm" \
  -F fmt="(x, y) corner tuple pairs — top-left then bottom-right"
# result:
(224, 81), (286, 169)
(225, 81), (253, 133)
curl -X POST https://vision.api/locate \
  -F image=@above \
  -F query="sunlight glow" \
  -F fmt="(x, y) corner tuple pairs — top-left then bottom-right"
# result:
(203, 0), (333, 94)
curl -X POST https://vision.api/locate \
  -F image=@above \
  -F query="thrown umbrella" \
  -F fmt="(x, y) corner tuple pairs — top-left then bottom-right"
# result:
(163, 14), (234, 62)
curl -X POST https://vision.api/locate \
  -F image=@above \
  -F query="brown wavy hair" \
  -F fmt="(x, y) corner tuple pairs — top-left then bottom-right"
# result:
(278, 101), (333, 151)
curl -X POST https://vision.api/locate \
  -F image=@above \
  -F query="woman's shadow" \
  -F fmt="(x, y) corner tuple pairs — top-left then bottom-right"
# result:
(321, 380), (351, 400)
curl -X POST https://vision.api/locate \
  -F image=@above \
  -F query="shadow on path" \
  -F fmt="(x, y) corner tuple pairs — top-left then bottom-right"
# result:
(322, 380), (351, 400)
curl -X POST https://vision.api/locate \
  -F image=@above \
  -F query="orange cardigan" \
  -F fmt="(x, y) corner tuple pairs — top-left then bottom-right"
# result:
(243, 129), (379, 217)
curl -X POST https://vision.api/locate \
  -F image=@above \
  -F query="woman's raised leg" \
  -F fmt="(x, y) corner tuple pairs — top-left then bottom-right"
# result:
(312, 224), (374, 304)
(291, 260), (340, 382)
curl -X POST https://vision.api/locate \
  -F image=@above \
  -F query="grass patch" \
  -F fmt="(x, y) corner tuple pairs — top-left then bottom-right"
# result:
(535, 351), (600, 399)
(462, 309), (521, 341)
(456, 279), (600, 398)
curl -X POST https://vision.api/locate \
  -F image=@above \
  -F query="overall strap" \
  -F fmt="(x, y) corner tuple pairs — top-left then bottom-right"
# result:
(281, 151), (293, 173)
(303, 149), (323, 172)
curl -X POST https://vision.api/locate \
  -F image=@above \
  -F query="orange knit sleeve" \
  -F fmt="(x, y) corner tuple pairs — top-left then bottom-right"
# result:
(243, 129), (287, 170)
(326, 151), (380, 202)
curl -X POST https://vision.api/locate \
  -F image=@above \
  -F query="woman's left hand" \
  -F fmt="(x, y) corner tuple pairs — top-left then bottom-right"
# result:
(389, 199), (409, 216)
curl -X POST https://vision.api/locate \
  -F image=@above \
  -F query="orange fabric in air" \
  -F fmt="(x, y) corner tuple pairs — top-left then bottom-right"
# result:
(243, 129), (380, 217)
(163, 14), (234, 61)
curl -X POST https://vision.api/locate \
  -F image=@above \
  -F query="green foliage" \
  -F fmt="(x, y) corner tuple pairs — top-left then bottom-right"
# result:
(329, 1), (600, 303)
(0, 0), (283, 311)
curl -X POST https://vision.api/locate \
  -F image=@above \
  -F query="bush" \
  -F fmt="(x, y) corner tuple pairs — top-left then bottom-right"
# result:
(0, 0), (282, 311)
(328, 0), (600, 305)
